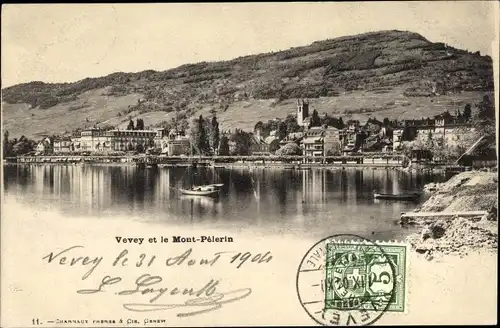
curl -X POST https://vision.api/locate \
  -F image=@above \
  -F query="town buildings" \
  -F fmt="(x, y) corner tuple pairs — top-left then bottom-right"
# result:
(163, 129), (191, 156)
(302, 126), (325, 159)
(279, 132), (304, 148)
(251, 129), (281, 155)
(44, 99), (477, 160)
(402, 113), (475, 149)
(53, 138), (73, 154)
(323, 127), (343, 156)
(35, 137), (53, 155)
(70, 128), (160, 153)
(51, 127), (191, 155)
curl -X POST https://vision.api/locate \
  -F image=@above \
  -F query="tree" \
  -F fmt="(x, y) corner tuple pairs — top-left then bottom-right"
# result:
(211, 116), (220, 154)
(425, 130), (434, 149)
(337, 117), (345, 129)
(383, 117), (391, 127)
(178, 119), (189, 132)
(284, 115), (301, 133)
(276, 143), (302, 156)
(12, 140), (32, 155)
(219, 134), (230, 156)
(463, 104), (472, 122)
(269, 140), (281, 153)
(311, 109), (321, 127)
(432, 137), (448, 162)
(197, 115), (210, 154)
(3, 131), (10, 157)
(135, 143), (144, 153)
(136, 118), (145, 130)
(384, 126), (394, 140)
(230, 129), (252, 155)
(254, 121), (264, 132)
(475, 95), (495, 137)
(477, 95), (494, 120)
(277, 121), (287, 140)
(127, 143), (134, 151)
(127, 119), (135, 130)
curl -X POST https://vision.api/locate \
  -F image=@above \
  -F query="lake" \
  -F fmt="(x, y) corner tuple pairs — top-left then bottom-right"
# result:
(2, 164), (451, 241)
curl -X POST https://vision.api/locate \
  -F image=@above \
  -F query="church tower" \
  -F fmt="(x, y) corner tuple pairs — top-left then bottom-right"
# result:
(297, 99), (309, 126)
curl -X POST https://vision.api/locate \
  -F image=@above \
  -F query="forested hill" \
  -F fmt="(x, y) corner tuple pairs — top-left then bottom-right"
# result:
(2, 30), (494, 138)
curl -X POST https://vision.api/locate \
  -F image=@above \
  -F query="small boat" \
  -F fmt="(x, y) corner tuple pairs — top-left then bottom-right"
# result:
(192, 183), (224, 191)
(373, 192), (421, 201)
(179, 188), (220, 197)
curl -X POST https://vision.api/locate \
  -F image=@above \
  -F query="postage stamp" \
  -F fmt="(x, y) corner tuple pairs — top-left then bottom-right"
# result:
(296, 234), (407, 326)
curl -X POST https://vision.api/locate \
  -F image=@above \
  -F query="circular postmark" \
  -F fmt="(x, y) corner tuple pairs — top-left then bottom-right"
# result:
(296, 234), (397, 326)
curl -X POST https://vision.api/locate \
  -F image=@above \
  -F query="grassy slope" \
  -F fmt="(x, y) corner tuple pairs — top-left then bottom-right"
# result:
(1, 30), (494, 138)
(2, 89), (143, 138)
(194, 91), (493, 132)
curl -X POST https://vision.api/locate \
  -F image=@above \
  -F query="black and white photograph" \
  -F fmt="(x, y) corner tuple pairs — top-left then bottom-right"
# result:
(1, 2), (498, 326)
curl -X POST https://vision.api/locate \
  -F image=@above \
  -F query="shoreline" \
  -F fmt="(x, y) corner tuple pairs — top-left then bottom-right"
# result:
(3, 161), (455, 173)
(403, 170), (498, 260)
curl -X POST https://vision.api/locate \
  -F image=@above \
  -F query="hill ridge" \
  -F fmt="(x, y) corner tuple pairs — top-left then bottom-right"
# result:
(1, 30), (494, 138)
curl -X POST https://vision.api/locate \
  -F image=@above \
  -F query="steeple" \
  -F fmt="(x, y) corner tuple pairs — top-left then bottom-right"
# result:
(297, 98), (310, 126)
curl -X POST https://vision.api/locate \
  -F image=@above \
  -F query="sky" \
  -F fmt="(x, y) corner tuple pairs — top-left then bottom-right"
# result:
(1, 2), (498, 87)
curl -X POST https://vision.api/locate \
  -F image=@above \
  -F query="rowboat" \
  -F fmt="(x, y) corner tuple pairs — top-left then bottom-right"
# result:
(180, 188), (220, 197)
(373, 192), (421, 201)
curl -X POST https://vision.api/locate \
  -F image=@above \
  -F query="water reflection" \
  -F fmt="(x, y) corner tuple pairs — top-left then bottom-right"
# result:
(3, 164), (450, 240)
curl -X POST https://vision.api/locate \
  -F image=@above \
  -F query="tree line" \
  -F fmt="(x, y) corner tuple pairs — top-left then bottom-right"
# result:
(3, 132), (37, 157)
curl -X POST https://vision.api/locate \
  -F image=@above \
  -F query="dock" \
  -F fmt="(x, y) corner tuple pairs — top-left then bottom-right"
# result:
(401, 210), (487, 220)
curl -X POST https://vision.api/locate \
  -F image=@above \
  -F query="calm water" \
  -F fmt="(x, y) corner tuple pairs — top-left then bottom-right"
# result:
(3, 164), (451, 241)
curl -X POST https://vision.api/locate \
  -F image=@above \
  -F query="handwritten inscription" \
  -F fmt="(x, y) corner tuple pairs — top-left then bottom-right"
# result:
(75, 273), (252, 316)
(42, 245), (103, 280)
(41, 245), (271, 317)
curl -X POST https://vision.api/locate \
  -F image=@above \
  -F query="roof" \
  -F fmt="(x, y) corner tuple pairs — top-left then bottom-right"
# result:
(54, 139), (72, 143)
(252, 135), (266, 145)
(112, 129), (157, 133)
(303, 136), (324, 144)
(305, 128), (325, 137)
(289, 132), (304, 138)
(264, 136), (277, 144)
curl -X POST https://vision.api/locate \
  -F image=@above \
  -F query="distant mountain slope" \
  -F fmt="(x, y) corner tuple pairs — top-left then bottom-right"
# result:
(2, 30), (494, 138)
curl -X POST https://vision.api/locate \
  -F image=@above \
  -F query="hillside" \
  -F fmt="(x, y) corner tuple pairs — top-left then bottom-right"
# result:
(1, 30), (494, 138)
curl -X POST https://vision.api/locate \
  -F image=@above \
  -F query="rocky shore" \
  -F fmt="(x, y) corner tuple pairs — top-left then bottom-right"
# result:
(404, 170), (498, 260)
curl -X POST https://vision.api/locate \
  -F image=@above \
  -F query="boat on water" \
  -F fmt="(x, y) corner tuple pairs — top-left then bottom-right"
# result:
(192, 183), (224, 191)
(180, 187), (220, 197)
(373, 192), (421, 201)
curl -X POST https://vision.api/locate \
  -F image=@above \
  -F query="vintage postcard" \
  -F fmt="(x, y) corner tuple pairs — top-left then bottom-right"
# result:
(1, 2), (498, 326)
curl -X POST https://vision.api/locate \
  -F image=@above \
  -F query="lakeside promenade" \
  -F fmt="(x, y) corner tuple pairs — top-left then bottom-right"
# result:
(4, 153), (472, 172)
(5, 153), (404, 165)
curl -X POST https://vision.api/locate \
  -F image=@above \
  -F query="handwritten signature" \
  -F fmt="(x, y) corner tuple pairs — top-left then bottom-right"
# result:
(77, 274), (252, 317)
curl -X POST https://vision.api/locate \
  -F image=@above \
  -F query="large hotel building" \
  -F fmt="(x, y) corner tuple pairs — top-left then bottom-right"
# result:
(66, 128), (190, 155)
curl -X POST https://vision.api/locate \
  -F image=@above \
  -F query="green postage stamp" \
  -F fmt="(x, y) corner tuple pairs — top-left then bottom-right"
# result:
(324, 242), (407, 313)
